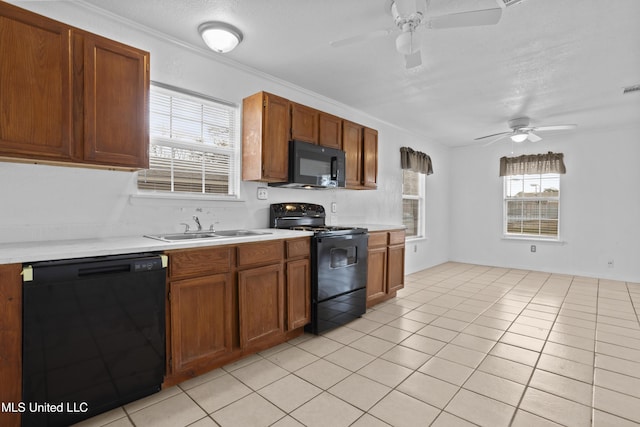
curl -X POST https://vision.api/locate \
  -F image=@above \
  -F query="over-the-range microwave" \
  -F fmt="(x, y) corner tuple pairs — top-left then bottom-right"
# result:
(270, 140), (346, 189)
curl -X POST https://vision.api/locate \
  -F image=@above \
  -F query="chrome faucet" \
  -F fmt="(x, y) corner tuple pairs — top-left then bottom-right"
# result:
(193, 216), (202, 232)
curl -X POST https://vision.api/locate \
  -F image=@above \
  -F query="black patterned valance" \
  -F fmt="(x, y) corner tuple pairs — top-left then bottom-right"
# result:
(400, 147), (433, 175)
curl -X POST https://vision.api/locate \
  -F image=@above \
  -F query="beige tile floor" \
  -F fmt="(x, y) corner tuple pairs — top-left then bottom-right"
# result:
(74, 262), (640, 427)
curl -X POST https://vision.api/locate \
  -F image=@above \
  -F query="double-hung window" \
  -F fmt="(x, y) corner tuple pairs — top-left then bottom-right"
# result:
(500, 152), (565, 240)
(137, 83), (240, 198)
(402, 169), (425, 238)
(504, 173), (560, 239)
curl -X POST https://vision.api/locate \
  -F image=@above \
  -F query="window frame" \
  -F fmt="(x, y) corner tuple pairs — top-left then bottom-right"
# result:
(502, 172), (561, 241)
(402, 169), (426, 240)
(136, 82), (241, 200)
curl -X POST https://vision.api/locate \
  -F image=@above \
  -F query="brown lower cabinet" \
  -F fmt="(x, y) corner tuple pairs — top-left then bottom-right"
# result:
(170, 273), (233, 374)
(366, 229), (406, 307)
(238, 264), (285, 348)
(0, 263), (22, 427)
(164, 237), (310, 387)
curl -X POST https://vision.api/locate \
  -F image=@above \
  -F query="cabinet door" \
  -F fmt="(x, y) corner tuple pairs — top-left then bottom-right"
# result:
(0, 4), (73, 161)
(286, 258), (310, 330)
(387, 245), (405, 293)
(366, 246), (387, 303)
(261, 93), (291, 181)
(79, 32), (149, 168)
(318, 112), (342, 149)
(238, 264), (285, 348)
(0, 264), (22, 427)
(343, 120), (362, 188)
(362, 127), (378, 189)
(170, 274), (232, 373)
(291, 102), (318, 144)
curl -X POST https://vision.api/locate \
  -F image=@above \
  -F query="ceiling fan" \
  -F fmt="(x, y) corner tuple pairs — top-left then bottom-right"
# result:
(330, 0), (519, 69)
(474, 117), (578, 146)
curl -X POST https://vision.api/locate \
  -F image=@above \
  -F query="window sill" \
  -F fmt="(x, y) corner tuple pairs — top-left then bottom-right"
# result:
(130, 192), (245, 206)
(501, 235), (566, 245)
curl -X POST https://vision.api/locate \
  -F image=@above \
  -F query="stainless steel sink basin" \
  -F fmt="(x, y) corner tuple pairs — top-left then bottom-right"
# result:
(144, 232), (221, 242)
(144, 229), (271, 242)
(213, 229), (272, 237)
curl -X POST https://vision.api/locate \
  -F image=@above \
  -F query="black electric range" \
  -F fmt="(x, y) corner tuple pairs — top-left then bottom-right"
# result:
(270, 203), (368, 334)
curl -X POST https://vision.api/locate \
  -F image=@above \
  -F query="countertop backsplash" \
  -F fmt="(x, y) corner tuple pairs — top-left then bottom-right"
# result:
(0, 163), (399, 245)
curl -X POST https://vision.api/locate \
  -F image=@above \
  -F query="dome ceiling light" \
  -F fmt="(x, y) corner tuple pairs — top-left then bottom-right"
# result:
(198, 21), (243, 53)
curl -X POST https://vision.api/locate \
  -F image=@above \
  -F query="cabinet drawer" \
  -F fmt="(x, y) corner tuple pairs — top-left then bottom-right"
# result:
(286, 238), (310, 259)
(168, 247), (232, 279)
(368, 232), (388, 248)
(389, 230), (406, 246)
(237, 240), (284, 268)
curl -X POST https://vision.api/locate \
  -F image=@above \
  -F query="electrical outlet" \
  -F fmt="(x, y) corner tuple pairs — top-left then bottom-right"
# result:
(607, 259), (614, 268)
(530, 245), (536, 253)
(257, 187), (268, 200)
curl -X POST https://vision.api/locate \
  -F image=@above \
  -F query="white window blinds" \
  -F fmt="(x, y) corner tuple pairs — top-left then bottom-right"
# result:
(137, 83), (239, 197)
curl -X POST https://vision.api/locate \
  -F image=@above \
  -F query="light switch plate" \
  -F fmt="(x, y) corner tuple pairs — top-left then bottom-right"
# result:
(331, 202), (337, 213)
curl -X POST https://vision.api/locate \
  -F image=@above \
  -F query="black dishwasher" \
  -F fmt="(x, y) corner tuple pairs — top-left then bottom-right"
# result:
(22, 253), (167, 427)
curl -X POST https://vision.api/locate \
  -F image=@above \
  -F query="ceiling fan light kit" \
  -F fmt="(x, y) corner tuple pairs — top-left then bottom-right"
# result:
(510, 132), (529, 143)
(395, 31), (420, 55)
(475, 117), (577, 146)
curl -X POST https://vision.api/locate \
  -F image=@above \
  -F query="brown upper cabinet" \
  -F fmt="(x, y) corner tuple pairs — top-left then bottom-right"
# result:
(362, 127), (378, 189)
(241, 90), (377, 188)
(0, 2), (150, 170)
(291, 104), (343, 149)
(343, 120), (363, 188)
(290, 102), (318, 144)
(242, 91), (290, 182)
(318, 112), (342, 149)
(343, 121), (378, 189)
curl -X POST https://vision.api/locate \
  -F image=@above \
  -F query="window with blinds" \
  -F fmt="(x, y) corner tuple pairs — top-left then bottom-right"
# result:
(137, 83), (239, 198)
(402, 169), (424, 238)
(504, 173), (560, 239)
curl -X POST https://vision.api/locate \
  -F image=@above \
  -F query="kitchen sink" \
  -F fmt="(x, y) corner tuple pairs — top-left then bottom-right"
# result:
(213, 229), (272, 237)
(144, 232), (222, 242)
(144, 229), (271, 242)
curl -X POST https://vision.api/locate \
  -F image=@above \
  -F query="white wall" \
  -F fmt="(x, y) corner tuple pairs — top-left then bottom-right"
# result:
(7, 2), (635, 282)
(1, 1), (449, 272)
(449, 125), (640, 282)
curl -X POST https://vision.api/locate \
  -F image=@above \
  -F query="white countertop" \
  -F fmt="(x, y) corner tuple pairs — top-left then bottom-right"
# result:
(0, 224), (405, 265)
(358, 224), (406, 232)
(0, 229), (313, 265)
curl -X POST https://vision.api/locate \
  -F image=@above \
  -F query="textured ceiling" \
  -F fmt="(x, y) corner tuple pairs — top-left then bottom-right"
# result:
(66, 0), (640, 146)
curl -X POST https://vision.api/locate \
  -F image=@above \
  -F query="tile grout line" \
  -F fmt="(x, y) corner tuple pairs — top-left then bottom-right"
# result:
(590, 278), (600, 427)
(506, 273), (578, 427)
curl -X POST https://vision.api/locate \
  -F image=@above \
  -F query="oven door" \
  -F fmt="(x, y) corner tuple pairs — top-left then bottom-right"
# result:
(290, 140), (345, 188)
(314, 233), (368, 301)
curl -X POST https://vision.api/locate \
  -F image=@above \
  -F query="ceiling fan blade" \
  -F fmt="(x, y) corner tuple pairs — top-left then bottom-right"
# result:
(527, 132), (542, 142)
(533, 124), (577, 132)
(482, 133), (510, 147)
(404, 50), (422, 69)
(474, 131), (510, 141)
(428, 7), (502, 30)
(329, 28), (395, 48)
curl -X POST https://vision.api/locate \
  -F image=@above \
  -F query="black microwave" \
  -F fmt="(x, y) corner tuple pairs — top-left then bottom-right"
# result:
(271, 140), (346, 189)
